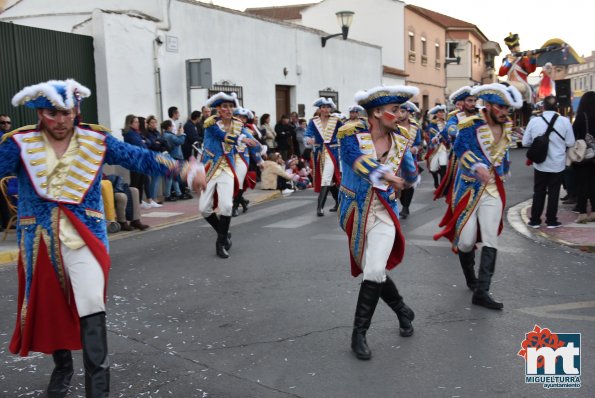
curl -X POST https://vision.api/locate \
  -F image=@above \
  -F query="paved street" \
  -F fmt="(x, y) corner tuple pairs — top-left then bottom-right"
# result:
(1, 149), (594, 398)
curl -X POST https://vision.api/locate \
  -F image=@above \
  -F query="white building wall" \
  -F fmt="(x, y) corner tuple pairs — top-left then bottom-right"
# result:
(1, 0), (381, 132)
(300, 0), (405, 72)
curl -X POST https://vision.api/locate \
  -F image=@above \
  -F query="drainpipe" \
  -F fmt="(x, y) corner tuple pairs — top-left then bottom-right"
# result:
(154, 0), (172, 120)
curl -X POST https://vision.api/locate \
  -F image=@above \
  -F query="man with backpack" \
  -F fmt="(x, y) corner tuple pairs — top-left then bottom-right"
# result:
(523, 95), (575, 228)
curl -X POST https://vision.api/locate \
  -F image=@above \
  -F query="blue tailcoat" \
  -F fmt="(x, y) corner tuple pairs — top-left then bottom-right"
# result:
(337, 121), (417, 277)
(304, 115), (342, 192)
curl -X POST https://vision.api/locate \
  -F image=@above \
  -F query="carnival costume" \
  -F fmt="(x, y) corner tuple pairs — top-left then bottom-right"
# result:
(435, 86), (474, 201)
(434, 83), (522, 310)
(425, 105), (448, 188)
(398, 101), (422, 219)
(338, 85), (418, 360)
(3, 79), (178, 397)
(231, 108), (264, 217)
(305, 98), (343, 216)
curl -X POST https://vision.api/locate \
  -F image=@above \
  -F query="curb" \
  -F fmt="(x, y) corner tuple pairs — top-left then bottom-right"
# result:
(0, 190), (282, 265)
(507, 199), (595, 253)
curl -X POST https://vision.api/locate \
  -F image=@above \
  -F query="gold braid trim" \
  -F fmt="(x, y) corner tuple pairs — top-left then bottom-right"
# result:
(338, 121), (364, 139)
(203, 115), (217, 129)
(1, 125), (38, 143)
(458, 115), (481, 130)
(79, 123), (111, 133)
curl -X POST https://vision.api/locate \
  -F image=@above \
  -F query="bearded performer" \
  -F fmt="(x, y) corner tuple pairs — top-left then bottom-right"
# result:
(1, 79), (204, 398)
(305, 98), (343, 216)
(434, 86), (477, 201)
(434, 83), (522, 310)
(199, 93), (259, 258)
(338, 85), (418, 360)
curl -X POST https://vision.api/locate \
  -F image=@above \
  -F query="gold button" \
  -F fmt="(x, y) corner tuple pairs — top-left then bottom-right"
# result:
(27, 150), (33, 154)
(77, 187), (83, 191)
(41, 183), (48, 188)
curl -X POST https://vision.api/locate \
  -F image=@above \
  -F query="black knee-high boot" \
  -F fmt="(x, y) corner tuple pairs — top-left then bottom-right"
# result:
(400, 187), (414, 219)
(80, 312), (109, 398)
(380, 277), (415, 337)
(439, 165), (447, 185)
(431, 172), (440, 189)
(232, 194), (240, 217)
(472, 247), (503, 309)
(458, 250), (478, 290)
(239, 191), (249, 213)
(329, 186), (339, 212)
(206, 213), (231, 250)
(351, 280), (382, 360)
(216, 215), (232, 258)
(47, 349), (74, 398)
(317, 186), (330, 217)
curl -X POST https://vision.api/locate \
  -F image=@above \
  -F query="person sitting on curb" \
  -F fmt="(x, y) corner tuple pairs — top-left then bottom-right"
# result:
(105, 174), (149, 231)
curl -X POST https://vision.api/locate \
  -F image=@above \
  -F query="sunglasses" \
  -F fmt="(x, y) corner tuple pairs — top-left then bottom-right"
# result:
(0, 121), (11, 125)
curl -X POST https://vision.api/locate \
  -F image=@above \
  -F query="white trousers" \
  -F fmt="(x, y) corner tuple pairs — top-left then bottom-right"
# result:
(61, 245), (106, 317)
(457, 193), (503, 253)
(362, 218), (395, 283)
(235, 158), (247, 187)
(321, 150), (335, 187)
(199, 171), (235, 217)
(430, 146), (448, 172)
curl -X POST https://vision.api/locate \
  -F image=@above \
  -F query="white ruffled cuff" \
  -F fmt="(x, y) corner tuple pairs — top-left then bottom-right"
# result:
(186, 162), (205, 189)
(369, 164), (392, 185)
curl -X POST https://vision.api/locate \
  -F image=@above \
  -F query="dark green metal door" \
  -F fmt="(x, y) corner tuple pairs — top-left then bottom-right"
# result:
(0, 21), (97, 128)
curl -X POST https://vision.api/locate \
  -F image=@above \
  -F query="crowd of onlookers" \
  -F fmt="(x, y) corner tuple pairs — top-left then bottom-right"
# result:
(1, 91), (594, 234)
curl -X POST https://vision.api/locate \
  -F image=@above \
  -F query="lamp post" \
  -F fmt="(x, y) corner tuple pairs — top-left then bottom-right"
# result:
(321, 11), (355, 47)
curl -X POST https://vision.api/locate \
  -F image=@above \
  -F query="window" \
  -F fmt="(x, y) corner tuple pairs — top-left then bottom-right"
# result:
(435, 43), (440, 68)
(408, 31), (416, 62)
(446, 42), (458, 60)
(421, 37), (427, 56)
(208, 83), (243, 106)
(318, 88), (338, 109)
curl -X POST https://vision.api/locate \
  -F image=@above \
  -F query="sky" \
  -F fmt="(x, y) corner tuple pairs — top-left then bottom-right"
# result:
(200, 0), (594, 59)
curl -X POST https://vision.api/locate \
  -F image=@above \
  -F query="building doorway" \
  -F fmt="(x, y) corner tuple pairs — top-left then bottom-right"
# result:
(275, 85), (291, 123)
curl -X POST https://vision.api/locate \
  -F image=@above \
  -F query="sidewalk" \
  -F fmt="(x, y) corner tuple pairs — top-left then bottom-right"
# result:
(508, 194), (595, 253)
(0, 187), (281, 265)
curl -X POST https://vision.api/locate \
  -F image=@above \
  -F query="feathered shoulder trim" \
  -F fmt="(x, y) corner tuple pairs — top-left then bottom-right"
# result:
(458, 115), (482, 130)
(79, 123), (111, 134)
(338, 120), (365, 139)
(203, 115), (218, 129)
(0, 124), (37, 143)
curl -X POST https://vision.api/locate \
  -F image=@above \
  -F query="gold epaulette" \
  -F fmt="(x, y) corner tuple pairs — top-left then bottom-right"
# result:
(458, 115), (481, 130)
(447, 110), (459, 120)
(337, 120), (364, 139)
(408, 117), (419, 127)
(0, 124), (37, 143)
(203, 115), (217, 129)
(79, 123), (110, 133)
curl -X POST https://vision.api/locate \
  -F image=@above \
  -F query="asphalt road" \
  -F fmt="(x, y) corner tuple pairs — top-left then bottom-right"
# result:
(1, 149), (594, 398)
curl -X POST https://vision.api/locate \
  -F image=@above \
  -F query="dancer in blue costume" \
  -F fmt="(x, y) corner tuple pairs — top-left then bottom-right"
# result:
(397, 101), (423, 219)
(338, 85), (419, 360)
(434, 83), (522, 310)
(199, 92), (259, 258)
(1, 79), (203, 397)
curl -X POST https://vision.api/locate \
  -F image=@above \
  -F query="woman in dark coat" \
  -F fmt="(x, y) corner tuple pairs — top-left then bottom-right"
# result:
(572, 91), (595, 223)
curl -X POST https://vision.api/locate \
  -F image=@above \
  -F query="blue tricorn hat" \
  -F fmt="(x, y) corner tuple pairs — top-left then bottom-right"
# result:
(233, 107), (254, 119)
(347, 104), (364, 113)
(205, 92), (239, 108)
(354, 85), (419, 110)
(471, 83), (523, 109)
(428, 104), (447, 115)
(449, 86), (473, 104)
(401, 101), (420, 114)
(313, 97), (337, 109)
(12, 79), (91, 110)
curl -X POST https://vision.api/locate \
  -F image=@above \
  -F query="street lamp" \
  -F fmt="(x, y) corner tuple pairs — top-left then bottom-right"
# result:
(321, 11), (355, 47)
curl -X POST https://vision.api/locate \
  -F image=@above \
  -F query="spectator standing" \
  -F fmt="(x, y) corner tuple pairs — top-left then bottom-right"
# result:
(274, 114), (294, 161)
(167, 106), (183, 135)
(161, 120), (185, 201)
(197, 106), (212, 146)
(122, 115), (152, 209)
(295, 118), (307, 157)
(183, 110), (201, 161)
(0, 114), (12, 137)
(572, 91), (595, 223)
(0, 114), (12, 230)
(143, 115), (167, 207)
(260, 113), (276, 154)
(523, 95), (575, 228)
